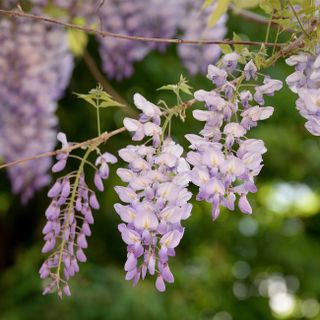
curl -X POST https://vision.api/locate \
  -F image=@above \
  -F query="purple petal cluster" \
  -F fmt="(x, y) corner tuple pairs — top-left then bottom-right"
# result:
(177, 1), (227, 75)
(186, 55), (282, 219)
(97, 0), (181, 80)
(97, 0), (227, 79)
(115, 94), (192, 291)
(285, 50), (320, 136)
(40, 133), (117, 297)
(4, 0), (98, 22)
(123, 93), (162, 147)
(0, 19), (73, 203)
(40, 172), (97, 297)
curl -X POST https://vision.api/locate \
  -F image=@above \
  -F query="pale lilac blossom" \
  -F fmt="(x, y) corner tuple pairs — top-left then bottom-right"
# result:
(286, 49), (320, 136)
(115, 95), (192, 291)
(186, 55), (282, 219)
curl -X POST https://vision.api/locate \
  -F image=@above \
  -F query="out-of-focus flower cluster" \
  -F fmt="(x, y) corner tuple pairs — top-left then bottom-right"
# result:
(177, 1), (227, 75)
(285, 49), (320, 136)
(115, 94), (192, 291)
(0, 18), (73, 203)
(186, 53), (283, 219)
(4, 0), (227, 80)
(0, 0), (227, 202)
(40, 133), (117, 297)
(97, 0), (227, 79)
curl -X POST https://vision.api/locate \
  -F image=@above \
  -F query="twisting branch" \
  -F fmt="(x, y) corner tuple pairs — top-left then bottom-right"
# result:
(0, 100), (196, 170)
(0, 9), (286, 47)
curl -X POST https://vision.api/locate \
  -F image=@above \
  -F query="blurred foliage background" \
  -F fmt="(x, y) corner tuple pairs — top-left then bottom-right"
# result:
(1, 6), (320, 320)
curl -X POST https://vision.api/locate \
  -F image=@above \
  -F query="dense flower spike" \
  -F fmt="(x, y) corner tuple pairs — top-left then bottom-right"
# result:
(8, 0), (223, 79)
(186, 55), (282, 219)
(0, 19), (73, 203)
(177, 1), (227, 75)
(40, 133), (117, 297)
(285, 49), (320, 136)
(115, 95), (192, 291)
(97, 0), (180, 80)
(97, 0), (227, 79)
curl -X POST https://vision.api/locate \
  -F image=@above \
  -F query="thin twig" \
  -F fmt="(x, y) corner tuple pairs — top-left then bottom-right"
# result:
(0, 100), (196, 170)
(0, 127), (126, 170)
(0, 9), (285, 47)
(287, 0), (309, 38)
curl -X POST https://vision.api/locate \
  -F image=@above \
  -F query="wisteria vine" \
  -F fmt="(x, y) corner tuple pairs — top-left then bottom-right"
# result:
(0, 0), (320, 298)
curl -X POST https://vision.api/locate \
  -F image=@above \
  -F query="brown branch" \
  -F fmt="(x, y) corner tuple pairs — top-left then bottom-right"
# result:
(0, 9), (286, 47)
(0, 100), (196, 170)
(0, 127), (126, 170)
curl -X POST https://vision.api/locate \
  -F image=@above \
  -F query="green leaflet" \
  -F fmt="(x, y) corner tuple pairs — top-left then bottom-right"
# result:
(67, 29), (88, 57)
(219, 44), (233, 54)
(231, 0), (262, 9)
(158, 75), (193, 96)
(67, 18), (88, 57)
(202, 0), (213, 9)
(75, 85), (124, 109)
(259, 0), (282, 14)
(208, 0), (230, 27)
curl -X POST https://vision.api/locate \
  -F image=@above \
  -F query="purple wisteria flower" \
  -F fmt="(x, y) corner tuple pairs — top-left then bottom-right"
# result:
(0, 19), (73, 203)
(177, 0), (227, 75)
(97, 0), (181, 80)
(123, 93), (162, 147)
(185, 55), (282, 219)
(97, 0), (227, 79)
(115, 94), (192, 291)
(285, 49), (320, 136)
(40, 133), (117, 297)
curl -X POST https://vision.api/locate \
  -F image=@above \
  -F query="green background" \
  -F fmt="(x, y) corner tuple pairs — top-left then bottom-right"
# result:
(0, 8), (320, 320)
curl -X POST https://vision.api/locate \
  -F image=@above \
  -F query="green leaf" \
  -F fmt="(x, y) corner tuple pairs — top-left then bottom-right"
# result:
(74, 93), (97, 108)
(67, 29), (88, 57)
(157, 84), (178, 92)
(219, 44), (233, 54)
(99, 101), (125, 108)
(202, 0), (213, 9)
(179, 75), (193, 96)
(208, 0), (230, 27)
(89, 88), (112, 101)
(232, 32), (245, 53)
(231, 0), (261, 9)
(260, 0), (281, 14)
(157, 75), (193, 96)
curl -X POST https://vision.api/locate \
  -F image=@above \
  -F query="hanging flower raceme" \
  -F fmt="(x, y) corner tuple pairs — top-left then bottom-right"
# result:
(97, 0), (181, 80)
(115, 94), (192, 291)
(285, 48), (320, 136)
(185, 55), (282, 220)
(39, 133), (117, 297)
(177, 0), (227, 75)
(0, 18), (73, 203)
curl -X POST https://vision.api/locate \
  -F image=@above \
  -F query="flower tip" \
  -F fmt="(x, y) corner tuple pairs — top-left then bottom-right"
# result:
(155, 276), (166, 292)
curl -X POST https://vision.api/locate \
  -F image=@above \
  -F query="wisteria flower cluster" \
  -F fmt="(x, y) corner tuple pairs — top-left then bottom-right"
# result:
(115, 94), (192, 291)
(3, 0), (319, 301)
(285, 49), (320, 136)
(185, 53), (283, 219)
(40, 133), (117, 297)
(0, 0), (226, 203)
(177, 0), (227, 75)
(0, 18), (73, 203)
(97, 0), (226, 79)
